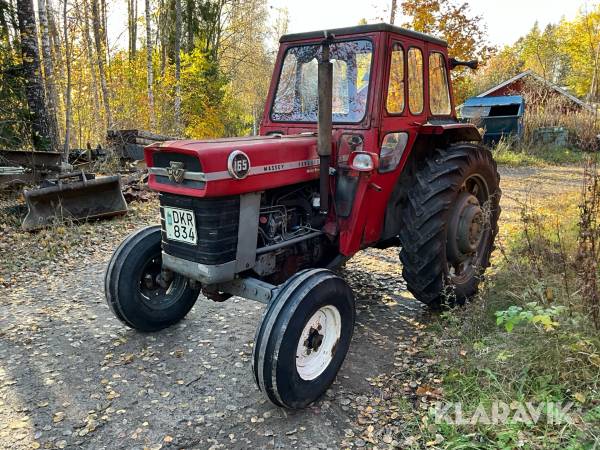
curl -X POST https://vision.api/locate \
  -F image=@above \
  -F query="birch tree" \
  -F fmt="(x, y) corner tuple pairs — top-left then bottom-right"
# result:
(16, 0), (54, 151)
(80, 0), (100, 121)
(91, 0), (111, 128)
(62, 0), (71, 157)
(128, 0), (137, 61)
(37, 0), (60, 151)
(174, 0), (181, 132)
(145, 0), (155, 128)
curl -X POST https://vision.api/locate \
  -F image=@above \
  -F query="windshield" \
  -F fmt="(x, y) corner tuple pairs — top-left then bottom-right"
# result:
(271, 40), (373, 123)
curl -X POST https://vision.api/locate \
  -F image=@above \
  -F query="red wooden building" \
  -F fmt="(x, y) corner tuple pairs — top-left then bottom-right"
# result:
(476, 70), (593, 112)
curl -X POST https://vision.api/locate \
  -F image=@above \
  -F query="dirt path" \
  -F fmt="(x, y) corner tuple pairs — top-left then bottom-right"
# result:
(497, 164), (583, 225)
(0, 164), (584, 449)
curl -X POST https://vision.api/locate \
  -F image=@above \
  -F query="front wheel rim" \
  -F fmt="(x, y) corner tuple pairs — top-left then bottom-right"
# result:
(137, 254), (187, 310)
(295, 305), (342, 381)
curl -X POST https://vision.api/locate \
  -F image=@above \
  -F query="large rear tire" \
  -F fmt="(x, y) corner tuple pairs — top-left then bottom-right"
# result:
(105, 226), (200, 331)
(399, 144), (501, 308)
(252, 268), (355, 409)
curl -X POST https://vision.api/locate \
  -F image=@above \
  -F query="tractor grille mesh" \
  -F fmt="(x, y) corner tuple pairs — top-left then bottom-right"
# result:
(159, 193), (239, 265)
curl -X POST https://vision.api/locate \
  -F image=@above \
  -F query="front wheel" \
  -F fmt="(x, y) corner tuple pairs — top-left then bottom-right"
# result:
(252, 268), (355, 409)
(399, 144), (501, 308)
(105, 225), (200, 331)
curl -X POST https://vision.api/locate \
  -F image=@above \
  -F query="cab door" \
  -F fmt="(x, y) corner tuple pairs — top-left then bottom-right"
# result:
(360, 35), (428, 245)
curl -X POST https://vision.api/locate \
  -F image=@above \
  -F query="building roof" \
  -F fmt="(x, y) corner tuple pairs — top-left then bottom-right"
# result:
(476, 70), (593, 111)
(280, 23), (447, 46)
(463, 95), (524, 107)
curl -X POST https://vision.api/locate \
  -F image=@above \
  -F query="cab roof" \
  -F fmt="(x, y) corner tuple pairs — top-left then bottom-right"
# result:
(280, 23), (447, 47)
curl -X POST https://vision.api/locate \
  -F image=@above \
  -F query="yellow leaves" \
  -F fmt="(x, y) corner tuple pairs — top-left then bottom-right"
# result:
(8, 419), (28, 429)
(106, 390), (120, 400)
(425, 433), (444, 447)
(589, 353), (600, 367)
(531, 314), (559, 331)
(574, 392), (586, 403)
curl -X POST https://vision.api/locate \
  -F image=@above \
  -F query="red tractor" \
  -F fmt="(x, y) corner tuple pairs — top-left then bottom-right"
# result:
(105, 24), (500, 409)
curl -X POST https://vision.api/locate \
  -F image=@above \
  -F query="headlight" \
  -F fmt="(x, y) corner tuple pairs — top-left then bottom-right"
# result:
(349, 152), (378, 172)
(379, 132), (408, 173)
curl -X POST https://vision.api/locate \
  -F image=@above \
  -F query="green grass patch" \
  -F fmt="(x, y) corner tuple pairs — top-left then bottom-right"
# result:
(493, 145), (585, 167)
(392, 192), (600, 449)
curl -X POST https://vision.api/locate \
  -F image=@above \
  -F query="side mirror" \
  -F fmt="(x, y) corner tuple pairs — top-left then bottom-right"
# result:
(449, 58), (478, 70)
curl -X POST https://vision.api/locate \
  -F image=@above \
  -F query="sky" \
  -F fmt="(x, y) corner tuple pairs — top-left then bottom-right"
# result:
(267, 0), (593, 47)
(108, 0), (594, 49)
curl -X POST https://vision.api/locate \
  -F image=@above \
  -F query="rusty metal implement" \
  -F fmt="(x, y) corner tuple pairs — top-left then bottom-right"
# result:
(22, 171), (128, 231)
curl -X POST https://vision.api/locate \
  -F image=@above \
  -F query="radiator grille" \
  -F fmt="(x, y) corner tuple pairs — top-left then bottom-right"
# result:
(159, 193), (239, 265)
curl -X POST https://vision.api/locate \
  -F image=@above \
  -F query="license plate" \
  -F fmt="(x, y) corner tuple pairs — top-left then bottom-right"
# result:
(163, 207), (197, 245)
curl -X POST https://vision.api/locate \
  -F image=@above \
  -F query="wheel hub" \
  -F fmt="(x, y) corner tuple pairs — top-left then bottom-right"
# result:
(447, 192), (484, 263)
(295, 305), (342, 381)
(138, 257), (186, 308)
(304, 326), (324, 354)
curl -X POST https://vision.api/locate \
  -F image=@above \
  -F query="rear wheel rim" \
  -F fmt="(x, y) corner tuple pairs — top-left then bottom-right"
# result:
(446, 174), (491, 284)
(295, 305), (342, 381)
(137, 254), (187, 310)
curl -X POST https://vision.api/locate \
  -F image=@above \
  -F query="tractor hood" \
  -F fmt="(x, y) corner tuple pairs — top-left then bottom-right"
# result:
(145, 134), (320, 197)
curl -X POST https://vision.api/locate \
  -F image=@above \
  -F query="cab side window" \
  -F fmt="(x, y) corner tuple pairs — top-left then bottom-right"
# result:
(407, 47), (424, 114)
(386, 43), (405, 114)
(429, 52), (451, 115)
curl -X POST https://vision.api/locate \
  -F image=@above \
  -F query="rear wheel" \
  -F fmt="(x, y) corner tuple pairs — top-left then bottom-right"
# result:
(399, 144), (501, 308)
(252, 268), (355, 408)
(105, 226), (200, 331)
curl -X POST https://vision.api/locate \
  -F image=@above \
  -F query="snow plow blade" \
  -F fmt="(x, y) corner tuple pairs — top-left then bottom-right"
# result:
(22, 172), (128, 231)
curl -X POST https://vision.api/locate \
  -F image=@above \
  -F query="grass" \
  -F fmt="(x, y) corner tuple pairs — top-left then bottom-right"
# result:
(390, 191), (600, 449)
(492, 144), (585, 167)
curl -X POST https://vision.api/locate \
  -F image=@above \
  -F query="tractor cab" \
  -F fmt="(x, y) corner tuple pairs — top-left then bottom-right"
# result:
(260, 24), (479, 252)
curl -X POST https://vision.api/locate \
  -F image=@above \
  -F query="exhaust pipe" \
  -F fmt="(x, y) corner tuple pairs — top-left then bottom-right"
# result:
(318, 33), (334, 214)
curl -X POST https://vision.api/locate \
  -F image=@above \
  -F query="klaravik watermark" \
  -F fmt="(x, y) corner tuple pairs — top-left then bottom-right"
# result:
(433, 401), (580, 425)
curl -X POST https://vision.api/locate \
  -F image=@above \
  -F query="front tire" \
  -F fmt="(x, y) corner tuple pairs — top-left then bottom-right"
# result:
(399, 144), (501, 308)
(252, 269), (355, 409)
(105, 225), (200, 331)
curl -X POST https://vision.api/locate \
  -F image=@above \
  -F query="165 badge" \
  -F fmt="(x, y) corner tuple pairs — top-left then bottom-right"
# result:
(227, 150), (250, 179)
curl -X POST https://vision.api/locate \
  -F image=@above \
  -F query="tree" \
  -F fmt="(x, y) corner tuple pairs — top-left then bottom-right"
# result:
(128, 0), (137, 61)
(37, 0), (60, 151)
(80, 0), (100, 123)
(145, 0), (155, 128)
(390, 0), (397, 24)
(174, 0), (181, 132)
(401, 0), (492, 103)
(62, 0), (71, 158)
(16, 0), (54, 151)
(516, 22), (566, 84)
(90, 0), (112, 128)
(558, 6), (600, 101)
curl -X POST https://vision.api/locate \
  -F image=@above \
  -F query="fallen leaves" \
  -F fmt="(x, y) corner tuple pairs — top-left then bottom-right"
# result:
(8, 419), (28, 429)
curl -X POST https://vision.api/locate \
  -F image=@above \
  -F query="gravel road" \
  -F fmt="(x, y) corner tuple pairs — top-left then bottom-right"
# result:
(0, 164), (583, 449)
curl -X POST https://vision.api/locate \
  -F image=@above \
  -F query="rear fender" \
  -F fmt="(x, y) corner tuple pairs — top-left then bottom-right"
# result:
(378, 123), (482, 242)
